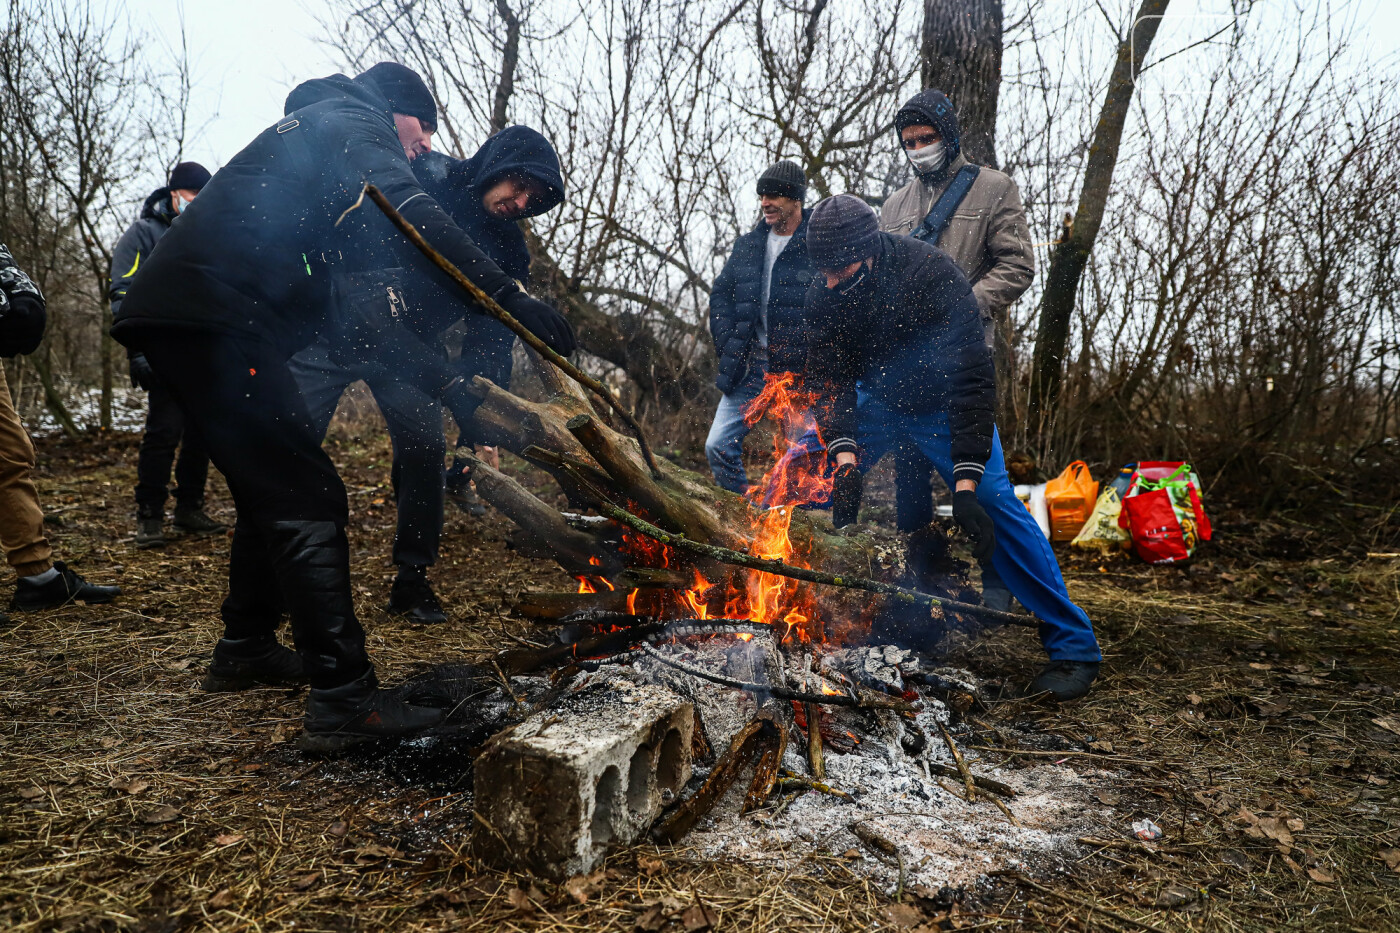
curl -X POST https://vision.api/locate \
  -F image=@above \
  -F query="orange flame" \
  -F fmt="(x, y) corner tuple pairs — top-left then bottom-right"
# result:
(626, 589), (638, 614)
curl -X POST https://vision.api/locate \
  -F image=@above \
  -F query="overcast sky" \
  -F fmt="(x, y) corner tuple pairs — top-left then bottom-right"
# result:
(117, 0), (1399, 191)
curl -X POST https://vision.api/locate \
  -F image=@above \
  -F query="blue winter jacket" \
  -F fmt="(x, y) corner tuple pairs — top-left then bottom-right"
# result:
(709, 211), (816, 394)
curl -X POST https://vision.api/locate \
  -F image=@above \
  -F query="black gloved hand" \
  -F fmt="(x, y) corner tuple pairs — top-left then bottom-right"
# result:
(504, 293), (576, 357)
(952, 488), (996, 562)
(0, 292), (47, 358)
(831, 462), (864, 528)
(128, 352), (156, 390)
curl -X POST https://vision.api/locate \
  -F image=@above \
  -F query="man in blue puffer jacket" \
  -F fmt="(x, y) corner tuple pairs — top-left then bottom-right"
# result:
(705, 160), (816, 493)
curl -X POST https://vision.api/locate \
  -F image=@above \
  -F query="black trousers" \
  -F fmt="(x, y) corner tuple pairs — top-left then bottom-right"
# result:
(138, 331), (369, 690)
(135, 384), (211, 516)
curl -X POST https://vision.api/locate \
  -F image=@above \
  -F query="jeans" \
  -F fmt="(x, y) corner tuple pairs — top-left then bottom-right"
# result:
(135, 383), (211, 516)
(288, 338), (446, 570)
(856, 398), (1101, 662)
(704, 362), (767, 494)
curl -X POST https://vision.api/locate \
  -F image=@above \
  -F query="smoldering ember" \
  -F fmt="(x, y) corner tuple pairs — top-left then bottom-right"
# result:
(3, 1), (1400, 931)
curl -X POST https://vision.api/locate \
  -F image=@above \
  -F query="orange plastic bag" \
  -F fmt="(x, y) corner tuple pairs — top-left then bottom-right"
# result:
(1044, 461), (1099, 542)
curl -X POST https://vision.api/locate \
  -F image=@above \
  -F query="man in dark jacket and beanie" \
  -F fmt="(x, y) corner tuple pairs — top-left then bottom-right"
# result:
(879, 89), (1036, 612)
(111, 62), (575, 751)
(415, 125), (566, 515)
(802, 194), (1100, 701)
(286, 125), (565, 622)
(110, 161), (225, 549)
(705, 160), (816, 493)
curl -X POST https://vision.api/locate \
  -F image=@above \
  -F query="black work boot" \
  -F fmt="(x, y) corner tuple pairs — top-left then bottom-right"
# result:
(299, 668), (446, 753)
(1029, 661), (1100, 702)
(135, 516), (167, 550)
(173, 502), (226, 535)
(202, 635), (308, 692)
(11, 562), (121, 611)
(386, 566), (447, 624)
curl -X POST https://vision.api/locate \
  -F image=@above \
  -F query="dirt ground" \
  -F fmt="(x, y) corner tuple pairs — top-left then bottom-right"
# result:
(1, 421), (1398, 932)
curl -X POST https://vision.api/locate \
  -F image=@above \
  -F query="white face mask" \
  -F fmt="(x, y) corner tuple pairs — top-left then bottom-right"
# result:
(907, 141), (947, 175)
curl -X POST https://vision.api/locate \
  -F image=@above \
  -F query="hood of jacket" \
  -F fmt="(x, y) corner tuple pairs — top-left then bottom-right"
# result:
(283, 72), (392, 119)
(894, 88), (962, 182)
(139, 187), (178, 226)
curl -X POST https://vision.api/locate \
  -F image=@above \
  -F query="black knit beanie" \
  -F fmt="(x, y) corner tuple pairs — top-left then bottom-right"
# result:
(807, 194), (879, 269)
(168, 161), (211, 191)
(357, 62), (438, 131)
(756, 160), (807, 201)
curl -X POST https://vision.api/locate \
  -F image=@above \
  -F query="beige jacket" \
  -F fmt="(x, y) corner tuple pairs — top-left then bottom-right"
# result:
(879, 153), (1035, 327)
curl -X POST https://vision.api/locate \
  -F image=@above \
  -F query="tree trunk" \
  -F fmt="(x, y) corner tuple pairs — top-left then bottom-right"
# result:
(921, 0), (1004, 169)
(1027, 0), (1171, 434)
(29, 350), (78, 437)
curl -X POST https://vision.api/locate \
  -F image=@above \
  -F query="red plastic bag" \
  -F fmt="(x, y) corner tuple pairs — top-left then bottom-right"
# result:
(1117, 462), (1211, 563)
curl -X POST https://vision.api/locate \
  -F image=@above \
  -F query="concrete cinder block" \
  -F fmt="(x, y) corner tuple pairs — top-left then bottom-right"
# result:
(471, 680), (693, 878)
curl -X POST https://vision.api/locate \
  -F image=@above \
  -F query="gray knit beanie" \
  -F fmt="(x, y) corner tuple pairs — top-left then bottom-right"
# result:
(756, 160), (807, 201)
(807, 194), (879, 269)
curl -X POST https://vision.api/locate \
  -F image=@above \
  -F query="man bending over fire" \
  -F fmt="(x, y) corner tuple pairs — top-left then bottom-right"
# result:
(800, 194), (1100, 701)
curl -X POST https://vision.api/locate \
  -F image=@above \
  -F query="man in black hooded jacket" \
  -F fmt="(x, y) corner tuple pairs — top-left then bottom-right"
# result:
(286, 125), (566, 624)
(111, 62), (575, 752)
(110, 161), (225, 549)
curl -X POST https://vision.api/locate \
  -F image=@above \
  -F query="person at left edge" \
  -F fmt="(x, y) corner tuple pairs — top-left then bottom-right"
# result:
(109, 160), (226, 550)
(110, 62), (576, 753)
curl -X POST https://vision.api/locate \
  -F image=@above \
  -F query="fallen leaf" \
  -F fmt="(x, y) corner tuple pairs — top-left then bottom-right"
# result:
(1286, 817), (1305, 832)
(1366, 775), (1391, 787)
(881, 903), (926, 928)
(1372, 716), (1400, 737)
(1187, 693), (1203, 705)
(328, 820), (349, 837)
(1155, 885), (1196, 908)
(351, 844), (401, 863)
(213, 833), (244, 846)
(638, 855), (665, 877)
(99, 736), (121, 749)
(1220, 848), (1251, 871)
(109, 777), (149, 795)
(1379, 849), (1400, 873)
(1249, 662), (1274, 671)
(682, 902), (719, 932)
(506, 888), (534, 916)
(1089, 740), (1115, 753)
(635, 904), (667, 932)
(291, 871), (320, 891)
(1254, 817), (1294, 848)
(17, 786), (45, 801)
(1307, 866), (1336, 884)
(140, 804), (181, 824)
(563, 869), (605, 905)
(1095, 792), (1120, 806)
(208, 888), (234, 908)
(841, 848), (863, 859)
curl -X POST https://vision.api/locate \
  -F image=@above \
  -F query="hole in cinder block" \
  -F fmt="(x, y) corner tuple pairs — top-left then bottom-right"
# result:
(657, 728), (685, 798)
(592, 765), (621, 852)
(627, 745), (652, 814)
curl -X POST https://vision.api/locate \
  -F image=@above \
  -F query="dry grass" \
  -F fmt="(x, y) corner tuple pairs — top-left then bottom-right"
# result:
(0, 423), (1397, 931)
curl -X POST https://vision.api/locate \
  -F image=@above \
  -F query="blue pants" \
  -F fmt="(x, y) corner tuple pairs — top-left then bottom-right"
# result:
(857, 399), (1101, 662)
(705, 364), (766, 494)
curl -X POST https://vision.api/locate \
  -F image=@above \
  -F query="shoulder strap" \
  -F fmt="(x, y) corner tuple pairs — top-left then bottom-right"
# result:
(911, 164), (981, 245)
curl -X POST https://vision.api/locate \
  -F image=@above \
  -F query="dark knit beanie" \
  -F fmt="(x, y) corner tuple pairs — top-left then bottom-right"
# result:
(357, 62), (438, 131)
(807, 194), (879, 269)
(168, 161), (211, 191)
(756, 160), (807, 201)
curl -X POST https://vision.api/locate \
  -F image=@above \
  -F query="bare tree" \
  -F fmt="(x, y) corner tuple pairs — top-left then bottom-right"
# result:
(921, 0), (1004, 167)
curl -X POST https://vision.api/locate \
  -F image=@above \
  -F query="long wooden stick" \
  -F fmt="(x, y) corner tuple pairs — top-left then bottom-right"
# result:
(360, 183), (662, 477)
(554, 461), (1039, 629)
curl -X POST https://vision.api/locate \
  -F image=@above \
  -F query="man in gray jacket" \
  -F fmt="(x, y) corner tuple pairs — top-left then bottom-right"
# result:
(879, 88), (1035, 611)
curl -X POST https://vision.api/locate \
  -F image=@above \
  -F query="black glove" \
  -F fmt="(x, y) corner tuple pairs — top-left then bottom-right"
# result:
(952, 489), (996, 562)
(831, 462), (864, 528)
(128, 352), (156, 390)
(504, 293), (576, 357)
(0, 292), (47, 358)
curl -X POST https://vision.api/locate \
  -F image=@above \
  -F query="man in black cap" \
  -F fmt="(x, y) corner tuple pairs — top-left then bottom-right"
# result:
(704, 159), (816, 493)
(285, 125), (567, 623)
(879, 89), (1036, 612)
(802, 194), (1101, 701)
(111, 62), (575, 751)
(110, 161), (225, 549)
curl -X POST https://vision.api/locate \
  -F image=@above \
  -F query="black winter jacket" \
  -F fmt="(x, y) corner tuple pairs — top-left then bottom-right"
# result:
(0, 242), (45, 358)
(108, 188), (178, 318)
(804, 232), (995, 485)
(111, 73), (523, 358)
(709, 211), (816, 394)
(415, 127), (565, 386)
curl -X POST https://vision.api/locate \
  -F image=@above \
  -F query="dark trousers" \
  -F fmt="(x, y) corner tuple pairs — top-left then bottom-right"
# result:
(288, 338), (445, 570)
(896, 442), (1005, 590)
(135, 384), (210, 516)
(138, 331), (369, 690)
